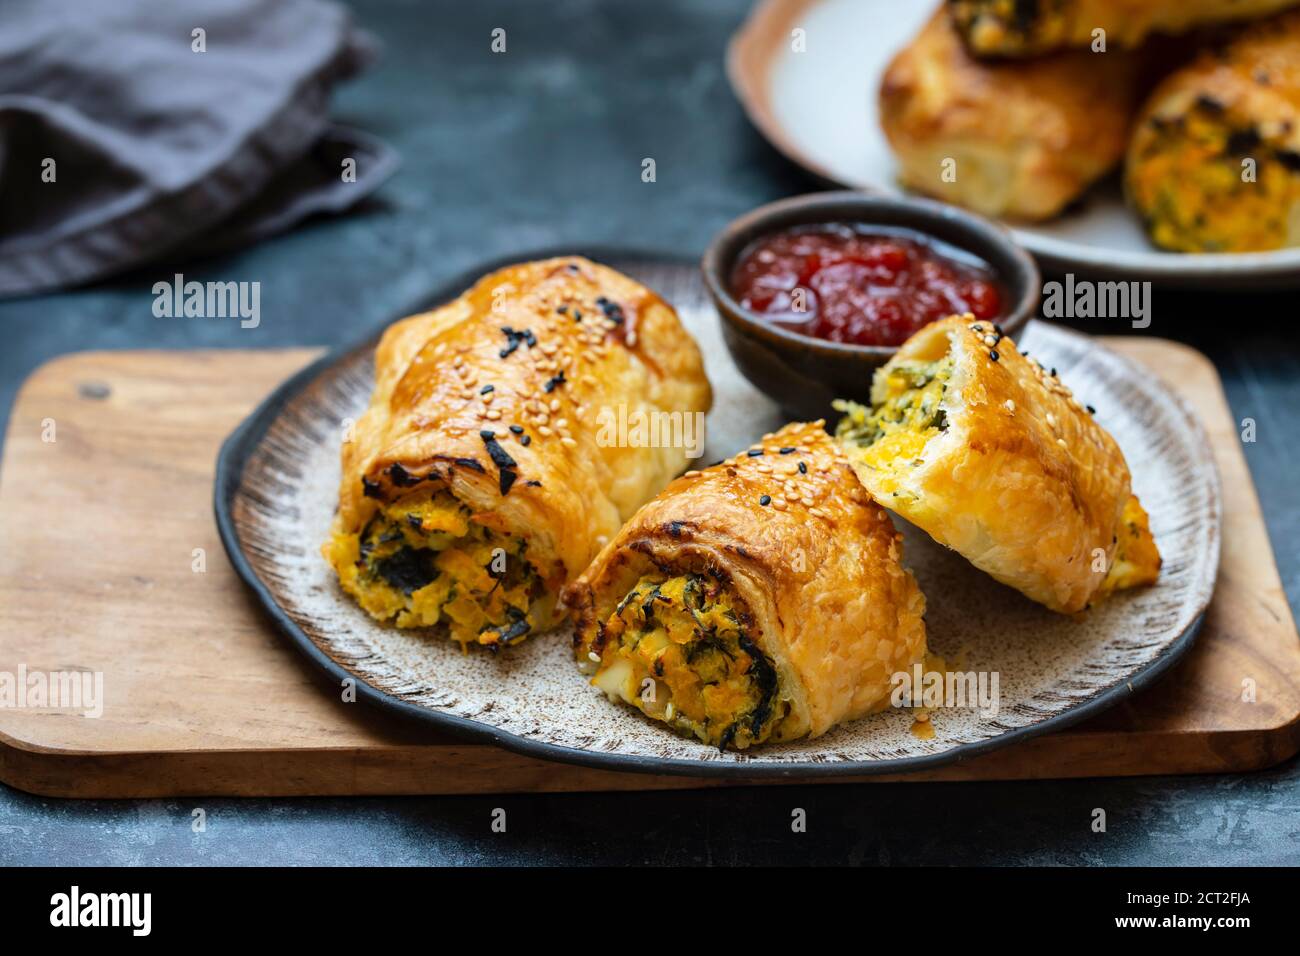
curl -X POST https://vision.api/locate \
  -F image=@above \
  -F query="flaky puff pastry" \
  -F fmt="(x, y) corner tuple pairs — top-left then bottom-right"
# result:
(567, 422), (927, 750)
(836, 315), (1160, 615)
(1127, 10), (1300, 251)
(950, 0), (1300, 57)
(880, 9), (1144, 220)
(324, 257), (711, 647)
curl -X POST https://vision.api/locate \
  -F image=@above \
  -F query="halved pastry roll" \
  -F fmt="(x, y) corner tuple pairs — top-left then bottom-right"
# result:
(835, 315), (1160, 614)
(880, 10), (1145, 220)
(323, 257), (711, 648)
(949, 0), (1300, 57)
(567, 422), (928, 750)
(1126, 10), (1300, 252)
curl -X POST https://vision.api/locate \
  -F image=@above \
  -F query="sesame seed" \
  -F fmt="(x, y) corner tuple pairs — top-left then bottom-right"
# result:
(587, 651), (599, 662)
(538, 425), (553, 436)
(1005, 399), (1016, 412)
(1086, 405), (1096, 415)
(779, 446), (795, 454)
(798, 462), (808, 474)
(521, 434), (531, 446)
(990, 350), (1000, 362)
(561, 436), (577, 448)
(747, 449), (764, 457)
(485, 409), (501, 420)
(1057, 438), (1068, 448)
(759, 495), (772, 506)
(509, 424), (524, 434)
(684, 470), (700, 478)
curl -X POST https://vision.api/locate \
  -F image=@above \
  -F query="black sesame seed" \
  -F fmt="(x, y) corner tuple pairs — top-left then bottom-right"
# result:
(990, 350), (1000, 362)
(480, 384), (494, 394)
(747, 448), (764, 457)
(798, 462), (807, 474)
(779, 446), (795, 454)
(543, 370), (566, 393)
(482, 435), (517, 470)
(556, 305), (568, 315)
(388, 462), (422, 486)
(509, 424), (524, 434)
(1086, 405), (1096, 415)
(521, 434), (531, 446)
(759, 495), (771, 506)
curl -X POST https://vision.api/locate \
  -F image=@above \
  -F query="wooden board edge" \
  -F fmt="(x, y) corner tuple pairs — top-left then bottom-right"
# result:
(4, 719), (1299, 798)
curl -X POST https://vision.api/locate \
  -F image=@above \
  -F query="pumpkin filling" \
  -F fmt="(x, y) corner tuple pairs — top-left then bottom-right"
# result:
(834, 355), (954, 497)
(584, 574), (788, 750)
(1130, 107), (1300, 252)
(325, 488), (553, 648)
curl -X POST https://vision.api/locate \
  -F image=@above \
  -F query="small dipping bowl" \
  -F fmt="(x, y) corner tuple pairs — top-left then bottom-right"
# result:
(702, 191), (1040, 421)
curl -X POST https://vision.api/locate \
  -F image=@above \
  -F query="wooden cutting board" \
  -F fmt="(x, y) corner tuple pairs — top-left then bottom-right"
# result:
(1, 341), (1297, 797)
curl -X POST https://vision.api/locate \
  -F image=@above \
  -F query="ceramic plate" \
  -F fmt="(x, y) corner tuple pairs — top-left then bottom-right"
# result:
(215, 250), (1221, 778)
(728, 0), (1300, 286)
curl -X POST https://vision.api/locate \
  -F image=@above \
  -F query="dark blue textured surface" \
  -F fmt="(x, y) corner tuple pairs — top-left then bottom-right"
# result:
(1, 0), (1297, 865)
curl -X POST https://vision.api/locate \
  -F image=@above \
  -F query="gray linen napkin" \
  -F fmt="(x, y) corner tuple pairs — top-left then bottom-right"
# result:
(0, 0), (397, 297)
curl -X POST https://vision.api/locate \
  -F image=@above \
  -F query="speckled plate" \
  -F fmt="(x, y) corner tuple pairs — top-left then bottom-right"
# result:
(215, 250), (1221, 778)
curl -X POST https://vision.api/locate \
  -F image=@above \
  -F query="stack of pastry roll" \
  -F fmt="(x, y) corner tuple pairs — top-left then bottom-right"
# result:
(835, 315), (1160, 615)
(879, 9), (1147, 220)
(567, 421), (928, 751)
(949, 0), (1300, 56)
(1126, 10), (1300, 251)
(323, 257), (711, 649)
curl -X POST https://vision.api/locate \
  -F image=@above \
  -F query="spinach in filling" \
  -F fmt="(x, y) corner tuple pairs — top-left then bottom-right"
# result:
(591, 573), (786, 750)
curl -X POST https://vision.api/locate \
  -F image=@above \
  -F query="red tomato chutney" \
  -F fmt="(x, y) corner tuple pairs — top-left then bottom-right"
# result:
(729, 224), (1003, 347)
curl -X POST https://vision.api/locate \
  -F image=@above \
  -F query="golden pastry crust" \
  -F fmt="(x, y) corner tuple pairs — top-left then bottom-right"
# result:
(950, 0), (1300, 57)
(879, 10), (1143, 220)
(837, 315), (1159, 614)
(324, 256), (711, 645)
(1126, 11), (1300, 251)
(568, 422), (928, 747)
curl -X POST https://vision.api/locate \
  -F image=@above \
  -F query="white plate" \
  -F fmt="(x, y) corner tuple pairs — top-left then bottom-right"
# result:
(728, 0), (1300, 286)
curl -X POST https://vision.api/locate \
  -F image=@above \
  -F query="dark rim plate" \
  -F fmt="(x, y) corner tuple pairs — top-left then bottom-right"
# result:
(214, 247), (1219, 779)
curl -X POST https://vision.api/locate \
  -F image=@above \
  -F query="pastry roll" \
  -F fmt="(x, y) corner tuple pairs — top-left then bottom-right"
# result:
(949, 0), (1300, 57)
(879, 10), (1145, 220)
(323, 257), (711, 648)
(568, 421), (928, 750)
(1126, 10), (1300, 252)
(835, 315), (1160, 614)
